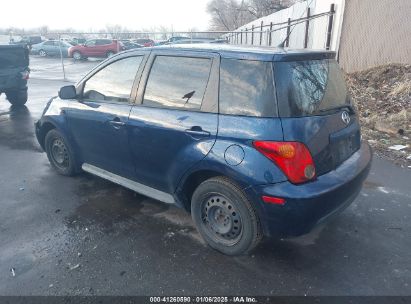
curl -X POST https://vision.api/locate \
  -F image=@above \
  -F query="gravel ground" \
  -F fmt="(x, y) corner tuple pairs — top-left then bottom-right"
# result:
(346, 64), (411, 168)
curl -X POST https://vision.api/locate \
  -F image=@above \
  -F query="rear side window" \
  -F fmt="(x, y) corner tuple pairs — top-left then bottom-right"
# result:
(274, 59), (349, 117)
(83, 56), (143, 102)
(219, 58), (277, 117)
(143, 56), (212, 110)
(96, 39), (111, 45)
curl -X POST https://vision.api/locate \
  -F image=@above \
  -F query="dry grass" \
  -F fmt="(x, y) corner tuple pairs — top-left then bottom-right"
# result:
(390, 80), (411, 96)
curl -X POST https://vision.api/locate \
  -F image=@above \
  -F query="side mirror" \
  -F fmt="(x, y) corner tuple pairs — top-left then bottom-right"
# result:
(58, 85), (77, 99)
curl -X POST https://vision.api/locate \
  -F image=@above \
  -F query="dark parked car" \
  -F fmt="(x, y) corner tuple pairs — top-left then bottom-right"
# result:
(168, 39), (228, 45)
(133, 38), (155, 47)
(120, 40), (143, 50)
(166, 36), (189, 43)
(70, 38), (87, 45)
(68, 39), (123, 60)
(12, 36), (43, 47)
(35, 45), (372, 255)
(0, 45), (30, 106)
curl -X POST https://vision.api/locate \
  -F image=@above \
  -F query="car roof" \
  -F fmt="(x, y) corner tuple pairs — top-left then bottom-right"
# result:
(122, 43), (336, 61)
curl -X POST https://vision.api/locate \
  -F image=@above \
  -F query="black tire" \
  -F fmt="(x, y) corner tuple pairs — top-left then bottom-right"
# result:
(72, 51), (82, 60)
(106, 51), (115, 58)
(45, 129), (77, 176)
(39, 49), (47, 57)
(191, 177), (262, 255)
(6, 90), (28, 106)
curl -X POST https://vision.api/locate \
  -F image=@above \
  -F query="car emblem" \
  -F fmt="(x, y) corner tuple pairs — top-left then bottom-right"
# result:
(341, 111), (350, 125)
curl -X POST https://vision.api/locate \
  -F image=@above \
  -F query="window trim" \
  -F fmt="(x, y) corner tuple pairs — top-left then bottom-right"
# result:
(135, 50), (219, 113)
(79, 54), (148, 105)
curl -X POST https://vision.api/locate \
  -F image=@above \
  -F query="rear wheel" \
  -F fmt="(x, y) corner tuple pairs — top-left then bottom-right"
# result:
(191, 177), (262, 255)
(39, 49), (47, 57)
(6, 90), (28, 106)
(45, 129), (77, 176)
(106, 51), (115, 58)
(72, 51), (82, 60)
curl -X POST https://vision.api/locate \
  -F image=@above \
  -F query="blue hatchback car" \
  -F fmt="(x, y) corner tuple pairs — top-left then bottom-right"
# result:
(35, 44), (372, 255)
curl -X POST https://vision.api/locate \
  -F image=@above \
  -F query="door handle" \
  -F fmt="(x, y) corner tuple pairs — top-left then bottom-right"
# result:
(185, 126), (210, 138)
(108, 118), (126, 129)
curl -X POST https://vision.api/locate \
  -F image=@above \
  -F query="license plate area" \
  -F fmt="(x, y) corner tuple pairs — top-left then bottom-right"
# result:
(330, 128), (360, 167)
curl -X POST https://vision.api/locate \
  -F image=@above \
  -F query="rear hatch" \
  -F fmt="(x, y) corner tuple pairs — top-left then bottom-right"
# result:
(0, 45), (29, 89)
(273, 56), (361, 176)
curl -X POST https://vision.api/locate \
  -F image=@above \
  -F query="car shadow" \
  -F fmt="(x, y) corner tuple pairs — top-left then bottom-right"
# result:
(0, 104), (43, 152)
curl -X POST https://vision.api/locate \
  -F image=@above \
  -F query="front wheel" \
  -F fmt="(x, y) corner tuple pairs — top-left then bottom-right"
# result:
(6, 90), (28, 106)
(45, 129), (77, 176)
(191, 177), (262, 255)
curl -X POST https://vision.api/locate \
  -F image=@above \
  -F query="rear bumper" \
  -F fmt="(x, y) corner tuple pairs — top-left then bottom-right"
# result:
(0, 75), (28, 92)
(245, 141), (372, 238)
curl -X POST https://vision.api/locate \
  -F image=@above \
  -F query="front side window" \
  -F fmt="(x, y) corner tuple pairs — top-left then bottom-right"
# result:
(83, 56), (143, 103)
(143, 56), (212, 110)
(219, 58), (277, 117)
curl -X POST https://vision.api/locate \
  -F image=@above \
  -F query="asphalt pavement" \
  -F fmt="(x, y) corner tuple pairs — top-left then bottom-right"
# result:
(0, 57), (410, 296)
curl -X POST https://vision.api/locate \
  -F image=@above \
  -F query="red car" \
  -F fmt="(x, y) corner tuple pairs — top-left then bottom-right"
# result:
(68, 39), (123, 60)
(133, 38), (155, 47)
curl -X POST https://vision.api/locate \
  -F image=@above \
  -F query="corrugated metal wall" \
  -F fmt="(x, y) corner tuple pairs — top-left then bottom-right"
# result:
(338, 0), (411, 72)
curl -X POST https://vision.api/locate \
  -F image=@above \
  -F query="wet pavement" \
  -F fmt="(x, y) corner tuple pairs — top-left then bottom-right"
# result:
(0, 57), (410, 296)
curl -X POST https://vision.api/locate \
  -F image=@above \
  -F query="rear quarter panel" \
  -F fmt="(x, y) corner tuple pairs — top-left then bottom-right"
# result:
(179, 115), (288, 189)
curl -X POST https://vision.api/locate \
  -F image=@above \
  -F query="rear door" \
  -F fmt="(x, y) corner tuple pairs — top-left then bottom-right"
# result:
(66, 54), (146, 178)
(95, 39), (112, 56)
(128, 51), (219, 193)
(84, 39), (98, 56)
(48, 41), (59, 55)
(274, 58), (361, 175)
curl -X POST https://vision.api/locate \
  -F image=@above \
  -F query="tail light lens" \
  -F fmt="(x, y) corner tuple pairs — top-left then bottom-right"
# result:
(20, 70), (30, 80)
(253, 141), (316, 184)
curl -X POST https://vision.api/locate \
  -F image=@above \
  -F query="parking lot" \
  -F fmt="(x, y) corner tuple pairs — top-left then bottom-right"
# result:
(0, 56), (410, 296)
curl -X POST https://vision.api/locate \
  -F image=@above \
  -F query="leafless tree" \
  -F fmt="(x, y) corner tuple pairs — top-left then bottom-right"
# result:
(207, 0), (296, 30)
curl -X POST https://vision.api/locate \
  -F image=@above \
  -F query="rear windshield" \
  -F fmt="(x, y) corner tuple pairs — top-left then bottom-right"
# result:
(274, 59), (349, 117)
(0, 47), (28, 69)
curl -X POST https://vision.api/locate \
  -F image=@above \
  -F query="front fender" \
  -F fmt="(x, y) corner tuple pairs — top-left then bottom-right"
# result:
(35, 98), (70, 149)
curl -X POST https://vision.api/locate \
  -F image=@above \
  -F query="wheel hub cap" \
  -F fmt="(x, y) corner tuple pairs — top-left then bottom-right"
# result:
(202, 195), (242, 242)
(51, 139), (68, 166)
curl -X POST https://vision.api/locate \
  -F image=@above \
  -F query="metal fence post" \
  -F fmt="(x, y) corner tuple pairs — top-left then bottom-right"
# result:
(58, 34), (66, 81)
(260, 21), (263, 45)
(285, 18), (291, 47)
(240, 30), (243, 44)
(251, 25), (254, 45)
(326, 3), (335, 50)
(269, 22), (273, 46)
(245, 28), (248, 44)
(304, 7), (311, 48)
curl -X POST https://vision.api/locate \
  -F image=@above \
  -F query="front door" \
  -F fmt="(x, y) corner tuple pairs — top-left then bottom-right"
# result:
(66, 55), (144, 178)
(128, 51), (219, 193)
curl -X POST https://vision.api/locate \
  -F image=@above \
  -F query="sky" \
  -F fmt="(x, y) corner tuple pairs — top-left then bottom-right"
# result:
(1, 0), (211, 31)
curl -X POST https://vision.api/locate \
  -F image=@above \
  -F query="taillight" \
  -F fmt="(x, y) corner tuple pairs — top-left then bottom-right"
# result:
(253, 141), (316, 184)
(21, 70), (30, 80)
